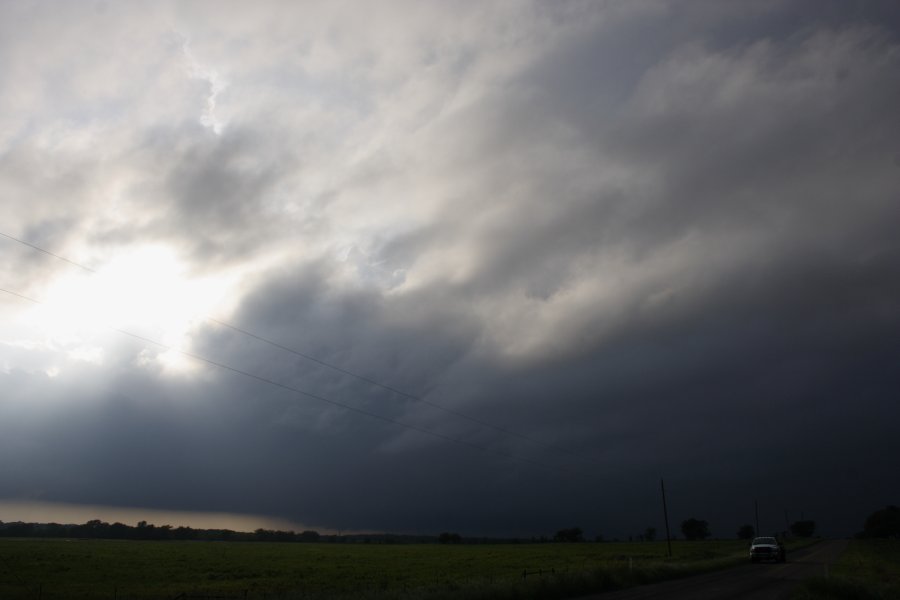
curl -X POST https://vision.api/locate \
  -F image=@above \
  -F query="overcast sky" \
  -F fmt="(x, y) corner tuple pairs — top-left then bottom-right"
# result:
(1, 0), (899, 539)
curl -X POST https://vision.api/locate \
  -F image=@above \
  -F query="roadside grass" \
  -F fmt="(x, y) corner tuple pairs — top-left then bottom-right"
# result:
(0, 538), (815, 600)
(789, 539), (900, 600)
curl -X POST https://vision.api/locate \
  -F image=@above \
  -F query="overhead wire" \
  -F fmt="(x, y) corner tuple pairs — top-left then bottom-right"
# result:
(0, 230), (593, 466)
(0, 286), (566, 473)
(0, 231), (98, 273)
(206, 317), (588, 461)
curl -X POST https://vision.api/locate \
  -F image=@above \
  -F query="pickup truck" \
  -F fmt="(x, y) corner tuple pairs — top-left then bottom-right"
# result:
(750, 536), (786, 562)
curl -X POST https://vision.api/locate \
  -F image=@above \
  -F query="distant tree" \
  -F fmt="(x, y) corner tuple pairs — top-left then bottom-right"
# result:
(109, 522), (129, 539)
(3, 522), (34, 536)
(133, 520), (149, 539)
(862, 506), (900, 538)
(680, 518), (710, 541)
(594, 534), (605, 543)
(644, 527), (657, 542)
(76, 520), (111, 539)
(790, 520), (816, 538)
(299, 530), (320, 542)
(554, 527), (584, 543)
(438, 532), (462, 544)
(737, 525), (755, 540)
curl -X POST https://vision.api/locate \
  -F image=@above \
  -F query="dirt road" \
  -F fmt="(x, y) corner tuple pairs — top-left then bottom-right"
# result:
(579, 540), (847, 600)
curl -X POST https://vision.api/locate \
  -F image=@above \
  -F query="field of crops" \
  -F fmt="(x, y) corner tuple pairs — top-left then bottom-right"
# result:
(790, 539), (900, 600)
(0, 538), (805, 600)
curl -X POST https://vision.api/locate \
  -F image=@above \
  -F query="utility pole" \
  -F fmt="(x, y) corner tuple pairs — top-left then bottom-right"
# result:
(755, 500), (760, 536)
(661, 478), (672, 557)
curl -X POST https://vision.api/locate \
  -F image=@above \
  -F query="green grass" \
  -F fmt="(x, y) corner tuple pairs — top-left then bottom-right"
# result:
(790, 539), (900, 600)
(0, 538), (811, 600)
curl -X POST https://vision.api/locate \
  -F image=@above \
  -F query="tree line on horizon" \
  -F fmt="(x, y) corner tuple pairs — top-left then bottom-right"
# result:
(0, 519), (327, 543)
(0, 520), (584, 544)
(2, 506), (896, 543)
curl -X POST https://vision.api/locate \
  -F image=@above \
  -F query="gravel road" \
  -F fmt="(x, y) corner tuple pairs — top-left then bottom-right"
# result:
(579, 539), (847, 600)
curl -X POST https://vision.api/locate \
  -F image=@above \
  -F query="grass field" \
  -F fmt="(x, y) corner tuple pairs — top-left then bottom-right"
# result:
(0, 538), (815, 600)
(789, 539), (900, 600)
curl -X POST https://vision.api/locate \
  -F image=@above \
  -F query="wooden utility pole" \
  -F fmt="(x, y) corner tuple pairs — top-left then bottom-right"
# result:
(755, 500), (760, 536)
(661, 478), (672, 557)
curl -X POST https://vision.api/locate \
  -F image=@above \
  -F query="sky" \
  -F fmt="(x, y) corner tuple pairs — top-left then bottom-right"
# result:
(1, 0), (899, 540)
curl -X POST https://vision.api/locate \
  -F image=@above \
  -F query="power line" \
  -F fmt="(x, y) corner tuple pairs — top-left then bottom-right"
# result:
(0, 230), (593, 465)
(207, 317), (586, 460)
(0, 286), (566, 473)
(0, 231), (98, 273)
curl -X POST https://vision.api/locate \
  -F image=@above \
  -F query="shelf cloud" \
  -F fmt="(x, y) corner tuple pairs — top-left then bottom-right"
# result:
(1, 0), (899, 538)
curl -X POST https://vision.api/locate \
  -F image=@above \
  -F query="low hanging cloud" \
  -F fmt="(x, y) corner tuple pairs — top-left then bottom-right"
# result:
(1, 0), (899, 537)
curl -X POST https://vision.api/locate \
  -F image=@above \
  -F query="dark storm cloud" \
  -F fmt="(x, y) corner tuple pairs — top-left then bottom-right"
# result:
(2, 0), (899, 538)
(216, 5), (900, 535)
(196, 259), (486, 435)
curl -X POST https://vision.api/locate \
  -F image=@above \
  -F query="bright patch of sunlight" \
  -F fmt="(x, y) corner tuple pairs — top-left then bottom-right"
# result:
(28, 245), (233, 374)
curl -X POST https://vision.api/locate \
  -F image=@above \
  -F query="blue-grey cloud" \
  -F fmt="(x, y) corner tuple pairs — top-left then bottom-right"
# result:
(1, 0), (899, 538)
